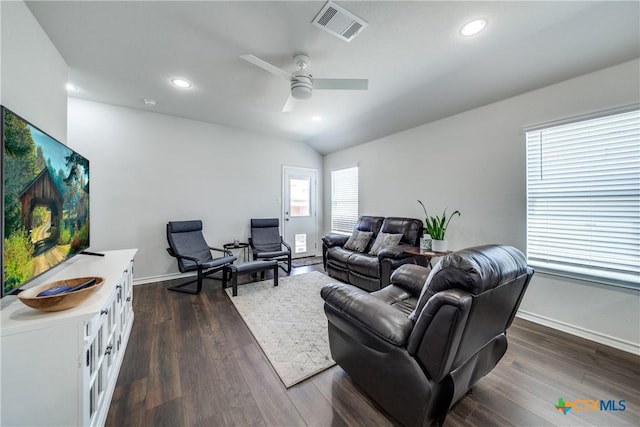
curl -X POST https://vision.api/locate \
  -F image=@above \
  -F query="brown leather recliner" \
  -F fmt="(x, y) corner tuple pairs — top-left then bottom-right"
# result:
(322, 216), (428, 291)
(321, 245), (534, 427)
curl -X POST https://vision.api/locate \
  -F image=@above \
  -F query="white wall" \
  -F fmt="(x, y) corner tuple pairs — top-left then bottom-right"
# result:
(324, 59), (640, 354)
(0, 0), (67, 143)
(67, 98), (323, 282)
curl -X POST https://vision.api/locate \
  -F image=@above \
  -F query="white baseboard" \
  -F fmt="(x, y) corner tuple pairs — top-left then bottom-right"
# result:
(133, 271), (195, 285)
(516, 310), (640, 356)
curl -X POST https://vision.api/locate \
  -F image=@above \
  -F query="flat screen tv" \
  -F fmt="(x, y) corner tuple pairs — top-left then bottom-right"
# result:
(1, 106), (90, 296)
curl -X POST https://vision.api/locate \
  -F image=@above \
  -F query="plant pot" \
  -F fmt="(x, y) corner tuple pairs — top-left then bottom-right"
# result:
(431, 239), (448, 252)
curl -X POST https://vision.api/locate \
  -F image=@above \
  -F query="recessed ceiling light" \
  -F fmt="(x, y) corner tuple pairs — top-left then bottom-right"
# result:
(171, 78), (192, 88)
(65, 83), (77, 91)
(460, 19), (487, 37)
(311, 115), (323, 122)
(144, 98), (157, 107)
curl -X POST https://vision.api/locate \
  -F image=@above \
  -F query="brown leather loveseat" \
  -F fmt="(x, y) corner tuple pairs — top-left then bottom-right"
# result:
(322, 216), (428, 291)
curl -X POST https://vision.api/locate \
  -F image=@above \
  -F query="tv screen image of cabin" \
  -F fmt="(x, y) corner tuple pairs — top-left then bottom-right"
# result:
(3, 107), (89, 295)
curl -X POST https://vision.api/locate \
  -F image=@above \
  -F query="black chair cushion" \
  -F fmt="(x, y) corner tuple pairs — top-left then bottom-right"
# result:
(201, 256), (237, 270)
(167, 221), (215, 272)
(251, 218), (283, 251)
(255, 250), (289, 259)
(168, 220), (202, 234)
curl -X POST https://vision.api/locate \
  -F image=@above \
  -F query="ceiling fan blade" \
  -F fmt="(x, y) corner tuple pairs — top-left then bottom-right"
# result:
(313, 78), (368, 90)
(282, 94), (297, 113)
(240, 54), (292, 81)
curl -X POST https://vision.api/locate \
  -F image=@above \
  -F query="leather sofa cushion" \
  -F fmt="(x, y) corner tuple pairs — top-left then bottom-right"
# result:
(390, 264), (431, 296)
(348, 253), (380, 278)
(355, 216), (385, 234)
(408, 244), (529, 321)
(326, 247), (353, 269)
(371, 285), (418, 317)
(380, 217), (423, 246)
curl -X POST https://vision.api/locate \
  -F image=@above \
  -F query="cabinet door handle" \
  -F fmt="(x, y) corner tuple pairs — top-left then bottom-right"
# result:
(86, 349), (90, 367)
(101, 309), (108, 315)
(126, 297), (131, 302)
(105, 345), (113, 355)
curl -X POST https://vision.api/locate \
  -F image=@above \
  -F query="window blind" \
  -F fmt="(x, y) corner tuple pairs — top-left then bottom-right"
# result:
(331, 166), (358, 233)
(525, 109), (640, 288)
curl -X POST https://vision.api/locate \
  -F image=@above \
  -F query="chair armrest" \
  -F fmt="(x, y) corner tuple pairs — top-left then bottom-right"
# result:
(321, 282), (414, 347)
(377, 244), (415, 259)
(389, 264), (430, 296)
(208, 246), (233, 257)
(167, 250), (200, 264)
(280, 238), (291, 250)
(322, 233), (350, 248)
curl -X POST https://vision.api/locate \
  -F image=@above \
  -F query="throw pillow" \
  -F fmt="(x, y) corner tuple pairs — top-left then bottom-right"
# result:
(368, 232), (403, 256)
(344, 231), (373, 253)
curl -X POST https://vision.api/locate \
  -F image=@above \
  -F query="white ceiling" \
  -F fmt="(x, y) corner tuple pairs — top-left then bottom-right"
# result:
(26, 1), (640, 154)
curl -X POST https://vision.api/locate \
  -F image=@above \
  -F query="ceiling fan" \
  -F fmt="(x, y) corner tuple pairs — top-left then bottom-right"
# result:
(240, 53), (368, 112)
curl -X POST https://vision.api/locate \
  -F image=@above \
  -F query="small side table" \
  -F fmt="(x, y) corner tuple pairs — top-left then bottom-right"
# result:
(404, 247), (452, 267)
(223, 242), (250, 263)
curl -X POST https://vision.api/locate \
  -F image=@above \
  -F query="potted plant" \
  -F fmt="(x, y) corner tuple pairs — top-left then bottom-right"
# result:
(417, 200), (461, 252)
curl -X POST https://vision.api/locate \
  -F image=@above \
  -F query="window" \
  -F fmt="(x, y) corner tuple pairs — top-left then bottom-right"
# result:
(289, 178), (311, 217)
(331, 166), (358, 233)
(525, 108), (640, 289)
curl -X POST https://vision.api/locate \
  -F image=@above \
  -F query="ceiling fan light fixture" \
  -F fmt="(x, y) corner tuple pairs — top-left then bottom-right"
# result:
(291, 73), (313, 99)
(460, 18), (487, 37)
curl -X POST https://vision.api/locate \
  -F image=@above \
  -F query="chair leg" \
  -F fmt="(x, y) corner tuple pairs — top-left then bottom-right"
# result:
(222, 267), (229, 289)
(273, 264), (279, 287)
(278, 258), (292, 274)
(196, 268), (203, 293)
(167, 267), (209, 295)
(168, 277), (201, 294)
(232, 270), (238, 297)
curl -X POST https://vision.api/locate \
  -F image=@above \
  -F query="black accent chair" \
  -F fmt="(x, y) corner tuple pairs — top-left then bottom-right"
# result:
(248, 218), (292, 274)
(166, 220), (237, 294)
(321, 245), (534, 427)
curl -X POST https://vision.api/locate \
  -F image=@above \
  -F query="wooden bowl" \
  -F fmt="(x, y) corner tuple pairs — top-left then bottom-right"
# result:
(18, 277), (104, 312)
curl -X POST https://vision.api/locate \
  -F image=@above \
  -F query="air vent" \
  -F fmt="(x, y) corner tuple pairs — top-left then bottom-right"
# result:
(312, 1), (368, 42)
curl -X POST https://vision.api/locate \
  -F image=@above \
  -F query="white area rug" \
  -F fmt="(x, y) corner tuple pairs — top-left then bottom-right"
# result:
(225, 271), (336, 388)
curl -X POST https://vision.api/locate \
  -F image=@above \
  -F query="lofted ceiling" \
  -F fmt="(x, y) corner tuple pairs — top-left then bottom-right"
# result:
(25, 1), (640, 154)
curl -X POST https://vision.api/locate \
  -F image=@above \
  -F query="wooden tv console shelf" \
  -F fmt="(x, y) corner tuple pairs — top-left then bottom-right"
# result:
(1, 249), (137, 427)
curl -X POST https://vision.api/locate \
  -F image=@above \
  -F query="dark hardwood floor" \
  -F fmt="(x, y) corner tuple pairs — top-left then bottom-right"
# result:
(106, 264), (640, 427)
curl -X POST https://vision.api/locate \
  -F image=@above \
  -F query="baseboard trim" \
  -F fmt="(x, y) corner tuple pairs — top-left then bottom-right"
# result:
(517, 310), (640, 355)
(134, 272), (195, 285)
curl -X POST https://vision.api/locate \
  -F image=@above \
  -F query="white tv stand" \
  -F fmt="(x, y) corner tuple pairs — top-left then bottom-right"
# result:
(1, 249), (137, 427)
